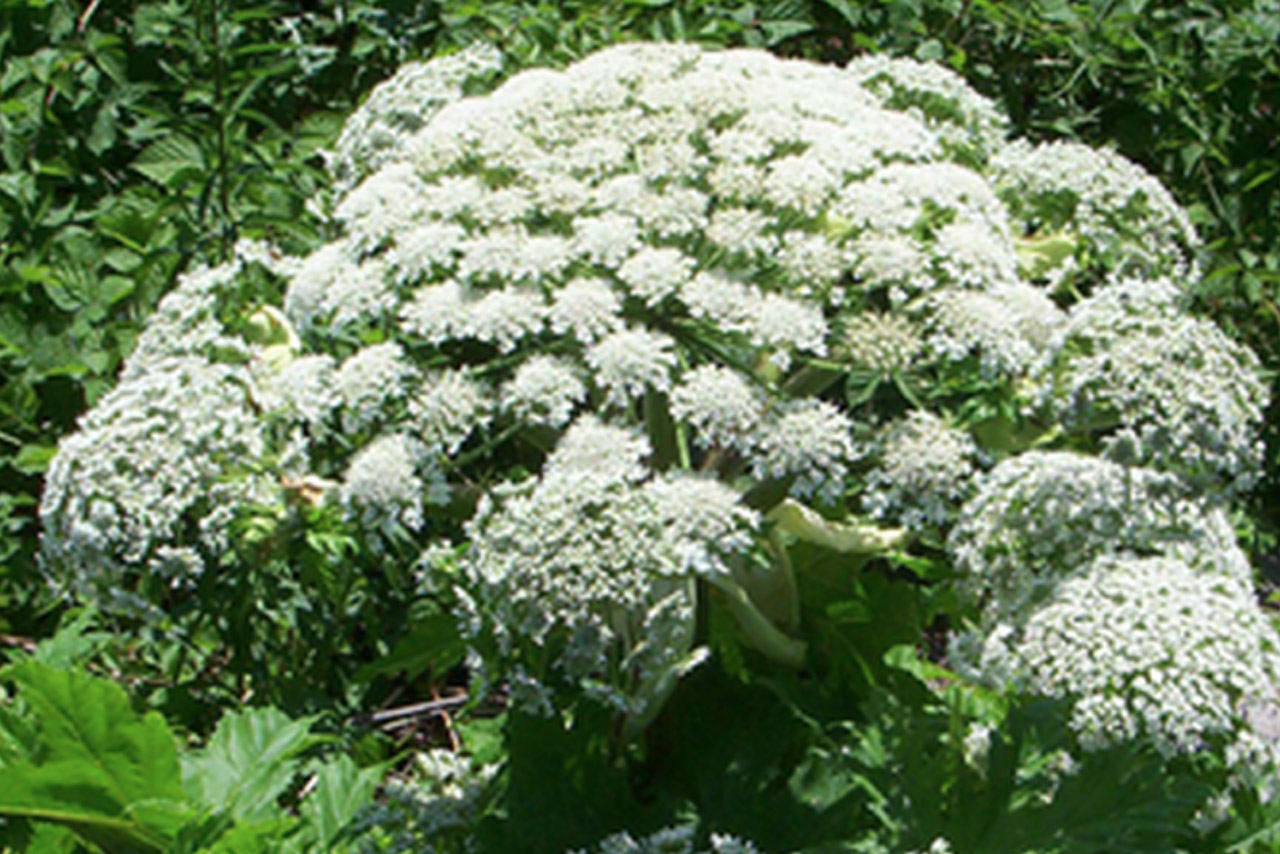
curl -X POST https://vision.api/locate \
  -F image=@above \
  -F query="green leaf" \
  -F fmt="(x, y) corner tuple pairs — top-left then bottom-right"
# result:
(813, 0), (861, 28)
(170, 813), (296, 854)
(455, 715), (507, 766)
(181, 707), (326, 822)
(0, 703), (38, 765)
(0, 662), (189, 853)
(354, 611), (465, 683)
(131, 134), (205, 187)
(31, 609), (113, 669)
(760, 20), (813, 45)
(294, 755), (381, 853)
(13, 443), (56, 474)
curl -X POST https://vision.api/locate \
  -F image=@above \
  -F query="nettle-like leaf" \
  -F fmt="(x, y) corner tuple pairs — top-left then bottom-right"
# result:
(0, 663), (377, 854)
(0, 661), (191, 853)
(181, 706), (327, 823)
(292, 755), (383, 853)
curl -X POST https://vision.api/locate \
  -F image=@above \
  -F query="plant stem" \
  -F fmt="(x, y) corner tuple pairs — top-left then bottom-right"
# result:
(209, 0), (232, 259)
(709, 575), (806, 669)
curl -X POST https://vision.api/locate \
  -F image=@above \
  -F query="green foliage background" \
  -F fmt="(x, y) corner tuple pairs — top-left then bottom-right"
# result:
(1, 0), (1279, 850)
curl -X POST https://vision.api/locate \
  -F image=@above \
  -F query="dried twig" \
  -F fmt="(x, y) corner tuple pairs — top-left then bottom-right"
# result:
(77, 0), (102, 33)
(357, 693), (470, 729)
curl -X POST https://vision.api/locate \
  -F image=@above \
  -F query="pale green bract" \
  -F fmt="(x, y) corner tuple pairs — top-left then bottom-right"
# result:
(39, 41), (1276, 774)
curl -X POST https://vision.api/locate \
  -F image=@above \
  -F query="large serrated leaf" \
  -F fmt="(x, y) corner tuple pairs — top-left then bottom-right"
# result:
(181, 707), (327, 822)
(0, 662), (190, 853)
(130, 133), (205, 187)
(294, 755), (381, 853)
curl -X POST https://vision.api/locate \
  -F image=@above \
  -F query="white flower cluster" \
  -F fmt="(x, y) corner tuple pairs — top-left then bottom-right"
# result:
(993, 140), (1199, 284)
(340, 433), (444, 542)
(574, 825), (760, 854)
(329, 44), (504, 193)
(996, 556), (1280, 764)
(753, 400), (858, 504)
(352, 749), (499, 854)
(845, 54), (1007, 160)
(918, 282), (1064, 379)
(40, 356), (275, 613)
(949, 451), (1250, 625)
(123, 253), (256, 375)
(840, 312), (922, 374)
(464, 418), (758, 717)
(1036, 278), (1268, 493)
(862, 411), (979, 534)
(949, 450), (1280, 770)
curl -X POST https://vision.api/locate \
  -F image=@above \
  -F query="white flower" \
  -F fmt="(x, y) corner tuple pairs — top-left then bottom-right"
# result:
(46, 43), (1272, 764)
(336, 342), (416, 434)
(548, 277), (624, 343)
(983, 555), (1280, 766)
(469, 185), (534, 227)
(385, 221), (466, 286)
(776, 232), (847, 299)
(993, 140), (1199, 282)
(920, 286), (1056, 379)
(764, 154), (841, 216)
(949, 451), (1252, 626)
(753, 399), (856, 503)
(336, 161), (429, 253)
(464, 417), (757, 716)
(285, 242), (394, 330)
(850, 234), (932, 301)
(847, 53), (1007, 157)
(841, 312), (922, 373)
(585, 328), (678, 407)
(706, 207), (778, 257)
(254, 354), (339, 427)
(669, 365), (766, 451)
(124, 260), (251, 373)
(409, 369), (493, 456)
(328, 43), (504, 191)
(461, 287), (547, 353)
(746, 293), (829, 370)
(341, 433), (437, 537)
(1040, 277), (1268, 492)
(835, 162), (1010, 240)
(458, 226), (571, 284)
(501, 356), (587, 428)
(400, 279), (469, 345)
(571, 213), (643, 267)
(681, 271), (757, 330)
(932, 221), (1019, 289)
(615, 246), (695, 305)
(41, 358), (273, 611)
(862, 411), (978, 533)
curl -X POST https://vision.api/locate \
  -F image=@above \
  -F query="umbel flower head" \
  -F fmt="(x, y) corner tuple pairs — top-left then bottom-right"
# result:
(463, 417), (757, 722)
(967, 555), (1280, 770)
(39, 41), (1272, 752)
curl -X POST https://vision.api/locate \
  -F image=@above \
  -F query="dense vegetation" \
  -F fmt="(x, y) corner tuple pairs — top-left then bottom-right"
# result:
(2, 2), (1280, 852)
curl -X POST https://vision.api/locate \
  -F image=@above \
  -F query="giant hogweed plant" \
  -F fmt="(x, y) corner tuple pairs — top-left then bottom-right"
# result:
(29, 42), (1280, 851)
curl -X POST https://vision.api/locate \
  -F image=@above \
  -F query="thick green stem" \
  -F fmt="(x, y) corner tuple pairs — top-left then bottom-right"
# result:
(782, 362), (846, 398)
(732, 535), (800, 634)
(710, 575), (806, 669)
(209, 0), (232, 258)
